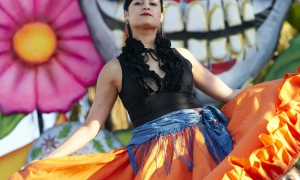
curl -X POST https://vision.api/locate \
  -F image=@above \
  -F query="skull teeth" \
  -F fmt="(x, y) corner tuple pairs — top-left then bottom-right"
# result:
(208, 3), (225, 31)
(242, 0), (256, 22)
(186, 2), (208, 32)
(209, 38), (228, 61)
(244, 28), (257, 47)
(225, 2), (242, 27)
(163, 2), (185, 33)
(97, 0), (257, 66)
(188, 39), (208, 63)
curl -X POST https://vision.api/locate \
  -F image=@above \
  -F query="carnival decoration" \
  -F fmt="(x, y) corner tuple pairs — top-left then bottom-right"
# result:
(26, 122), (123, 163)
(80, 0), (292, 104)
(0, 0), (296, 179)
(0, 0), (104, 115)
(0, 0), (105, 179)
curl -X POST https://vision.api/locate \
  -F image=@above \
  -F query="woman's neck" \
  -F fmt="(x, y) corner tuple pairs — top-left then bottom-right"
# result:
(131, 30), (157, 49)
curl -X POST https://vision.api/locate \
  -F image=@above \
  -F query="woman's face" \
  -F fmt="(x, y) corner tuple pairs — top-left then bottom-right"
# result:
(124, 0), (162, 31)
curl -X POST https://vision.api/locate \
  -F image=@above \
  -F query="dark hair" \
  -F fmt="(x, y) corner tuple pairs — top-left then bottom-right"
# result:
(123, 0), (165, 38)
(123, 0), (164, 12)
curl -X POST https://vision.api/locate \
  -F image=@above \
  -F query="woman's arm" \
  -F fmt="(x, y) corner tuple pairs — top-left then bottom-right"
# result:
(46, 59), (122, 158)
(176, 48), (242, 104)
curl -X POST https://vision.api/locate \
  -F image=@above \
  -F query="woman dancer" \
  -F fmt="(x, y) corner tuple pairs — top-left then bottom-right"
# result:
(11, 0), (300, 179)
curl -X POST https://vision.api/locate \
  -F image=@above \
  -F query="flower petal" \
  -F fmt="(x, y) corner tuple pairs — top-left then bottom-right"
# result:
(0, 51), (14, 73)
(56, 20), (90, 39)
(55, 50), (102, 87)
(57, 39), (104, 86)
(0, 41), (11, 53)
(0, 8), (17, 30)
(35, 0), (75, 22)
(0, 61), (36, 114)
(34, 0), (55, 22)
(14, 0), (35, 21)
(0, 0), (25, 25)
(51, 0), (83, 30)
(0, 28), (13, 41)
(36, 58), (86, 113)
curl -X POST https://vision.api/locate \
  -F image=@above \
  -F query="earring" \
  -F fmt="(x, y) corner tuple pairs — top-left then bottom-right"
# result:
(124, 21), (129, 39)
(158, 22), (164, 37)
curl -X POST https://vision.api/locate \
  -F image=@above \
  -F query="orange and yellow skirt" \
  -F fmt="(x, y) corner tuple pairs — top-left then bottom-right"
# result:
(10, 68), (300, 180)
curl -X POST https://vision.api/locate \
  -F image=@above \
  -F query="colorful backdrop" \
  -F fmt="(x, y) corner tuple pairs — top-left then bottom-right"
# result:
(0, 0), (297, 179)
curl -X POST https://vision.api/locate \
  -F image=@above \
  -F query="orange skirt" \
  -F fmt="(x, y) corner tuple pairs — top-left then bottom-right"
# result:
(10, 68), (300, 180)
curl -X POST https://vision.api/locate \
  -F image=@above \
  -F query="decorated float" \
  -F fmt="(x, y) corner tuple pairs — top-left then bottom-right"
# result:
(0, 0), (299, 179)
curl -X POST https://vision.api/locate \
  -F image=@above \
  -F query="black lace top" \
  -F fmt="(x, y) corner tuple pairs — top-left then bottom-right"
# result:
(117, 36), (200, 127)
(117, 36), (184, 94)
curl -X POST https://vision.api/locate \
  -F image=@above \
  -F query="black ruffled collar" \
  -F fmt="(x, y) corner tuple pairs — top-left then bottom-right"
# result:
(118, 36), (184, 95)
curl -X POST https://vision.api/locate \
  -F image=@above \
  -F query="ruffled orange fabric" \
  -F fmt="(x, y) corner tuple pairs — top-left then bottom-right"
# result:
(10, 128), (217, 180)
(10, 67), (300, 180)
(207, 67), (300, 180)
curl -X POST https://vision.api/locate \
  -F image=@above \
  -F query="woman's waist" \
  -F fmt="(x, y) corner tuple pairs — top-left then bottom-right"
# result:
(128, 108), (201, 146)
(130, 99), (200, 128)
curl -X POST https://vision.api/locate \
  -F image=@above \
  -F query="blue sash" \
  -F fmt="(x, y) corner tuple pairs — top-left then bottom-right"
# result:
(126, 106), (232, 175)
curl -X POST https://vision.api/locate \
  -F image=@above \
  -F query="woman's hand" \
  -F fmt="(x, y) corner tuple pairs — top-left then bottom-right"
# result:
(18, 159), (40, 171)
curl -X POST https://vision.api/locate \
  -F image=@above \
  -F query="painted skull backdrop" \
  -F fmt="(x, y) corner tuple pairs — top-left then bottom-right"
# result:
(0, 0), (293, 116)
(0, 0), (293, 155)
(0, 0), (295, 179)
(79, 0), (292, 104)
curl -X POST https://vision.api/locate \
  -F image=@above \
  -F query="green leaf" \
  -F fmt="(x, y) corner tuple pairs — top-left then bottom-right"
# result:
(104, 132), (114, 149)
(113, 128), (133, 146)
(297, 157), (300, 165)
(264, 35), (300, 81)
(286, 3), (300, 33)
(58, 124), (72, 139)
(31, 147), (43, 160)
(0, 112), (26, 139)
(92, 139), (105, 152)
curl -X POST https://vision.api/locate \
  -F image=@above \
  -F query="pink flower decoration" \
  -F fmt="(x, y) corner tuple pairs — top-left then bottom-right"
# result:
(0, 0), (104, 114)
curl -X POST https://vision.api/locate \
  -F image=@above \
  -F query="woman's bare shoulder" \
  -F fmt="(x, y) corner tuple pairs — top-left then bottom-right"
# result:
(175, 48), (194, 60)
(103, 58), (121, 70)
(98, 58), (122, 91)
(99, 58), (122, 76)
